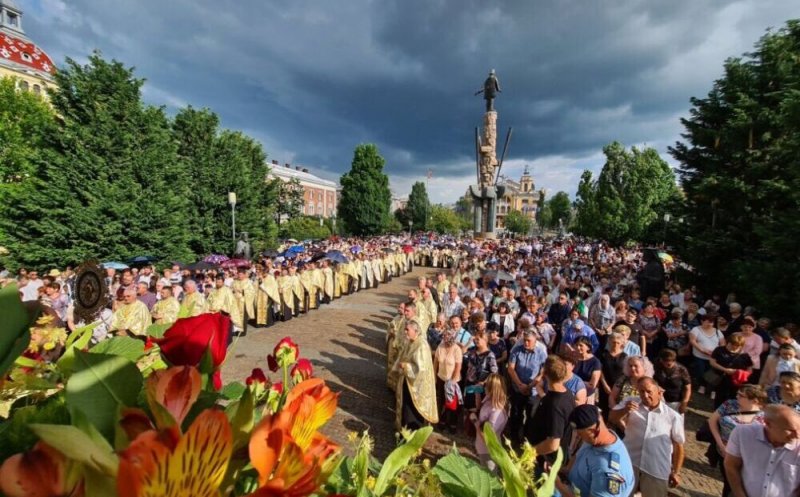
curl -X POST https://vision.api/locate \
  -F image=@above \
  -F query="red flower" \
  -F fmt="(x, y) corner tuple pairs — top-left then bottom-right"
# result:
(143, 336), (154, 352)
(267, 354), (279, 372)
(267, 336), (299, 371)
(291, 358), (313, 382)
(247, 368), (268, 386)
(271, 382), (283, 394)
(156, 313), (230, 369)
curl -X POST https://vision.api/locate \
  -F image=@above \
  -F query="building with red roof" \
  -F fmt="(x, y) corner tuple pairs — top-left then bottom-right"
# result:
(0, 0), (54, 96)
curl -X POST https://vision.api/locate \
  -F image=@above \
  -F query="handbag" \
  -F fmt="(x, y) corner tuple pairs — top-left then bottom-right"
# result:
(703, 369), (724, 387)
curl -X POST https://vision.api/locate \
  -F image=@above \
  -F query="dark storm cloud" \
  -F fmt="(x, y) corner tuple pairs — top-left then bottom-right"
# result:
(24, 0), (799, 199)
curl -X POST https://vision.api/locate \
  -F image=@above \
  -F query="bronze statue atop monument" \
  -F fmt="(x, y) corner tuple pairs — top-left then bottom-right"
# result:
(469, 69), (511, 238)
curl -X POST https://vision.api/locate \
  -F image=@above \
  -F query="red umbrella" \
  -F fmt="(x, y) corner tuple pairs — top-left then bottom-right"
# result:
(402, 245), (413, 254)
(220, 258), (251, 269)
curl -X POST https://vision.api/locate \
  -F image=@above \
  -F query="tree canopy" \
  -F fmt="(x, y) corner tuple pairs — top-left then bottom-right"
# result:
(0, 53), (277, 269)
(338, 144), (391, 235)
(547, 191), (573, 229)
(428, 205), (462, 234)
(406, 181), (430, 231)
(573, 142), (679, 244)
(670, 20), (800, 319)
(504, 210), (532, 235)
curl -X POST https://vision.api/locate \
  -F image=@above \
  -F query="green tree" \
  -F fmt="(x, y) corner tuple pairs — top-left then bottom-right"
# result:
(453, 195), (474, 231)
(670, 20), (800, 319)
(279, 216), (331, 241)
(0, 77), (55, 262)
(393, 207), (412, 229)
(338, 144), (391, 235)
(407, 181), (430, 230)
(428, 205), (462, 234)
(547, 191), (573, 229)
(273, 177), (305, 225)
(504, 209), (532, 235)
(573, 142), (678, 244)
(1, 54), (192, 268)
(173, 107), (277, 255)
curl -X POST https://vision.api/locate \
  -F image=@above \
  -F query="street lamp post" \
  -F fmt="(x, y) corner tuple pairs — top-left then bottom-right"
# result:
(663, 213), (671, 245)
(228, 192), (237, 252)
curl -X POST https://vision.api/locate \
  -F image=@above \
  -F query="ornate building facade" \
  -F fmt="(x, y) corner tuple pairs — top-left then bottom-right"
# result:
(495, 166), (544, 230)
(0, 1), (54, 95)
(267, 160), (338, 219)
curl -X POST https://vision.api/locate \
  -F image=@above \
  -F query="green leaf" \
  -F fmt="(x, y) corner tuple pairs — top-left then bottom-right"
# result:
(29, 423), (119, 476)
(146, 322), (172, 338)
(226, 386), (255, 450)
(65, 350), (143, 440)
(220, 381), (246, 401)
(58, 323), (97, 377)
(372, 426), (432, 496)
(432, 451), (504, 497)
(534, 448), (563, 497)
(89, 336), (145, 362)
(0, 283), (32, 377)
(483, 423), (526, 497)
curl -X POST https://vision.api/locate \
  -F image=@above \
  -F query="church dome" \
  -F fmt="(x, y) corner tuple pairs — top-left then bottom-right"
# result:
(0, 33), (54, 77)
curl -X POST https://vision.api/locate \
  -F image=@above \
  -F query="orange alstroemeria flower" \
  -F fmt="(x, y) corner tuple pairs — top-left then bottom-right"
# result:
(117, 409), (233, 497)
(145, 366), (202, 429)
(248, 378), (340, 497)
(0, 442), (81, 497)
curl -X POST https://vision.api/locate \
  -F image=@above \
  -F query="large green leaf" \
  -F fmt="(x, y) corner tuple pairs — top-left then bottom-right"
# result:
(0, 283), (32, 377)
(483, 423), (526, 497)
(29, 423), (118, 476)
(57, 322), (97, 377)
(372, 426), (432, 496)
(89, 336), (145, 362)
(432, 451), (504, 497)
(534, 448), (563, 497)
(146, 322), (172, 338)
(65, 350), (143, 440)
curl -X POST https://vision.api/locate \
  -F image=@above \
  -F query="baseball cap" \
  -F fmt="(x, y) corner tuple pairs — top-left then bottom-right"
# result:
(569, 404), (601, 429)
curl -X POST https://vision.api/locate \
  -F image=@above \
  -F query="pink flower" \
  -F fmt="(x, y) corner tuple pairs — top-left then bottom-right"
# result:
(267, 337), (299, 371)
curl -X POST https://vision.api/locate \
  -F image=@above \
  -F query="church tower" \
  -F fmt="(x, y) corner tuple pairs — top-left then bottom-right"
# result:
(520, 165), (534, 193)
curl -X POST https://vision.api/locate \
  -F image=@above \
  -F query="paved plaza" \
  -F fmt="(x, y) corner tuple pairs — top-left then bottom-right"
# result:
(222, 267), (723, 497)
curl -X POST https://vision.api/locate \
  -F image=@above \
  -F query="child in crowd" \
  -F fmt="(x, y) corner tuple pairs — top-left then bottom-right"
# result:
(471, 373), (508, 473)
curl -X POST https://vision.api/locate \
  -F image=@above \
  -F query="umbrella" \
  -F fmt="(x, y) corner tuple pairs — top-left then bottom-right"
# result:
(220, 258), (251, 269)
(310, 252), (327, 263)
(484, 269), (514, 281)
(128, 255), (158, 266)
(324, 250), (349, 264)
(261, 250), (280, 258)
(102, 261), (129, 270)
(287, 244), (306, 254)
(204, 254), (230, 264)
(187, 261), (218, 271)
(286, 238), (298, 243)
(350, 245), (362, 254)
(402, 245), (413, 254)
(381, 247), (396, 253)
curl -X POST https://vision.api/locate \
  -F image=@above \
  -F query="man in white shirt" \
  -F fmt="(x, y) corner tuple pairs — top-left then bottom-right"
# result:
(609, 377), (685, 497)
(20, 270), (43, 302)
(725, 404), (800, 497)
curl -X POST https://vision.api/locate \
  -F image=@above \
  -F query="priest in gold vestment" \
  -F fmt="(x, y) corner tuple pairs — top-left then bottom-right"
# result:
(277, 268), (295, 321)
(111, 287), (152, 336)
(321, 260), (334, 303)
(207, 275), (235, 314)
(386, 302), (406, 391)
(151, 286), (180, 325)
(179, 280), (207, 317)
(256, 267), (280, 326)
(394, 320), (438, 430)
(232, 269), (256, 330)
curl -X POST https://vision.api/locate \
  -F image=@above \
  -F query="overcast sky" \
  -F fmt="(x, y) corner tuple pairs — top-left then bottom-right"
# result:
(21, 0), (798, 203)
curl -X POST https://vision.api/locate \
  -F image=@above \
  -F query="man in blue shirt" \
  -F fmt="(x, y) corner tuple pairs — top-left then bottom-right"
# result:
(556, 404), (634, 497)
(507, 330), (548, 442)
(561, 319), (600, 355)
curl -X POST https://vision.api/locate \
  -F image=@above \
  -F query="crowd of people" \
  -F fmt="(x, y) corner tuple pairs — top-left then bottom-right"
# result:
(388, 237), (800, 497)
(1, 240), (417, 344)
(3, 234), (799, 497)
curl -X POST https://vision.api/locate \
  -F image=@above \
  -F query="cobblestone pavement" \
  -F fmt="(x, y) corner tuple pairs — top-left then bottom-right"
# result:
(222, 267), (723, 497)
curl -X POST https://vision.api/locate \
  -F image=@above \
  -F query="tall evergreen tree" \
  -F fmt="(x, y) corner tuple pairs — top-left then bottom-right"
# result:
(2, 54), (192, 267)
(547, 191), (573, 229)
(671, 20), (800, 318)
(338, 144), (391, 235)
(407, 181), (430, 231)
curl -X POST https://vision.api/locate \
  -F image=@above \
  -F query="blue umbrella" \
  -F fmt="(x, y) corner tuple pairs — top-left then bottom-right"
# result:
(287, 244), (306, 254)
(324, 250), (349, 264)
(102, 261), (129, 270)
(128, 255), (158, 266)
